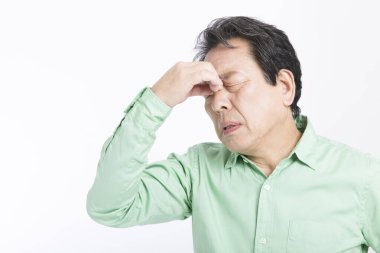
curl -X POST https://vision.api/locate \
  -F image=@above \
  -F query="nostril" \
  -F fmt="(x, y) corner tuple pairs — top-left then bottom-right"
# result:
(212, 105), (228, 112)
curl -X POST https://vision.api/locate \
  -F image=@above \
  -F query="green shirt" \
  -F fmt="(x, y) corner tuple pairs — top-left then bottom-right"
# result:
(87, 87), (380, 253)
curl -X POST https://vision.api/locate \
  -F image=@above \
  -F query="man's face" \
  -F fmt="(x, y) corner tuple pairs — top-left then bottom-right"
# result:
(204, 38), (288, 155)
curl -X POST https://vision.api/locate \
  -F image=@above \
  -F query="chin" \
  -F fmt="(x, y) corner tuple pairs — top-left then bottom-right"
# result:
(222, 137), (255, 154)
(222, 140), (245, 153)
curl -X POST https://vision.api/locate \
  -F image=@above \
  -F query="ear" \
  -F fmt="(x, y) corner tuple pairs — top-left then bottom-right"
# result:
(276, 69), (296, 107)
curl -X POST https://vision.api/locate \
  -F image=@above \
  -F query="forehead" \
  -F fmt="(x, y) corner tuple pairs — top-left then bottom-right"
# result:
(204, 38), (251, 61)
(204, 38), (259, 78)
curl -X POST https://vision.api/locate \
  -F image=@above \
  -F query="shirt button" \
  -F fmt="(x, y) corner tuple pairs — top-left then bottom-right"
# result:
(259, 238), (267, 244)
(264, 184), (271, 191)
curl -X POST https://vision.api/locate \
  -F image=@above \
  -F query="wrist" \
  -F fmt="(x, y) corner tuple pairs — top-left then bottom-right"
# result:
(150, 86), (175, 108)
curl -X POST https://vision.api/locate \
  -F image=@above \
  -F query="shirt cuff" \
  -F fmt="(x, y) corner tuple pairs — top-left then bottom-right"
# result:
(122, 87), (172, 131)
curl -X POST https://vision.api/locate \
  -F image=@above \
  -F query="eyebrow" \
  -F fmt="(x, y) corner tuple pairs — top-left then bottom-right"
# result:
(219, 71), (244, 80)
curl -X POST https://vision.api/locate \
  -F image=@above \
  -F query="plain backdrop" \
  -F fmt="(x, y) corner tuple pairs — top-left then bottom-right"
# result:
(1, 0), (379, 252)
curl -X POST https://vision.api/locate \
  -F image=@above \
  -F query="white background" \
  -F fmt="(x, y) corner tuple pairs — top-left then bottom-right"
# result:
(1, 0), (379, 252)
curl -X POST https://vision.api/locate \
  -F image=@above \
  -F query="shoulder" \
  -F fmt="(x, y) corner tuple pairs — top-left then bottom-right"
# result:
(187, 142), (231, 159)
(182, 142), (234, 170)
(315, 135), (380, 173)
(166, 142), (230, 164)
(318, 136), (377, 159)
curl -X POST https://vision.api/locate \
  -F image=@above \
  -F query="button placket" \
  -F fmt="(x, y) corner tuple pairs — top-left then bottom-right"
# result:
(253, 178), (275, 253)
(259, 237), (267, 244)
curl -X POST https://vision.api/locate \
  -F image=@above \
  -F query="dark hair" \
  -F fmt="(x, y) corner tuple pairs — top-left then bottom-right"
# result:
(194, 16), (302, 119)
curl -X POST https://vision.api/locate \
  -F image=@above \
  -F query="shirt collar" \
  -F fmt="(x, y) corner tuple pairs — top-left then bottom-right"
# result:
(224, 114), (319, 170)
(225, 152), (238, 169)
(291, 114), (319, 170)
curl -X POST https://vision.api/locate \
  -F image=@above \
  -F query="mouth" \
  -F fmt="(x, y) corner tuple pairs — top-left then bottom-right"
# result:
(221, 122), (242, 135)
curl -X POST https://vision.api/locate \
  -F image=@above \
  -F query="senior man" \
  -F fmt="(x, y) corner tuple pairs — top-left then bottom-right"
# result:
(87, 16), (380, 253)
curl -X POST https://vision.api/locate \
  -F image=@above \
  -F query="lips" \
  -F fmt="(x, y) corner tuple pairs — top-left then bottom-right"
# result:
(221, 121), (242, 135)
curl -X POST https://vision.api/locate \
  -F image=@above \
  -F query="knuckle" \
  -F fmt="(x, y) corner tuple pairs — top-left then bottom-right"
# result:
(199, 69), (209, 80)
(202, 61), (213, 70)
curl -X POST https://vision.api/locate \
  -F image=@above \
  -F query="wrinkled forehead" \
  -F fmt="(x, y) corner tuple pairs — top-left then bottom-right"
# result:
(204, 38), (252, 62)
(204, 38), (260, 80)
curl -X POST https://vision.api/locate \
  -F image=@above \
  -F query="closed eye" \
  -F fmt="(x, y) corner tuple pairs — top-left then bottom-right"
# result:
(204, 80), (250, 100)
(224, 80), (249, 91)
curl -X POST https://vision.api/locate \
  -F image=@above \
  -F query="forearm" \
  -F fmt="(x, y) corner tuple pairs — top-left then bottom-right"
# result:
(86, 87), (172, 226)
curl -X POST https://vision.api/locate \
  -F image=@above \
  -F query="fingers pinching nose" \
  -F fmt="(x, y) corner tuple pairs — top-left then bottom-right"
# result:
(210, 83), (223, 92)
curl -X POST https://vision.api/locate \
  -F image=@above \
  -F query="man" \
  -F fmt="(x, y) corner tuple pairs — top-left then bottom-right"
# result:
(87, 16), (380, 252)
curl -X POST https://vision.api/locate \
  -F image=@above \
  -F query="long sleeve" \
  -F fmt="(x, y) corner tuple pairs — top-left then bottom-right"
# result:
(86, 87), (194, 228)
(361, 156), (380, 251)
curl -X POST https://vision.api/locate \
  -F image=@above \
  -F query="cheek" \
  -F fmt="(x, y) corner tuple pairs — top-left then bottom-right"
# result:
(204, 105), (218, 126)
(234, 87), (262, 115)
(235, 89), (278, 127)
(204, 101), (212, 116)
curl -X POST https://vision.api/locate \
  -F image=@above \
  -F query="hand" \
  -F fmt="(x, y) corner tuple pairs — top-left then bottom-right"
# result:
(151, 62), (223, 107)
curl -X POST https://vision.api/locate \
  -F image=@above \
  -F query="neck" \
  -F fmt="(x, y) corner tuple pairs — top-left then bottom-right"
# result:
(246, 114), (302, 176)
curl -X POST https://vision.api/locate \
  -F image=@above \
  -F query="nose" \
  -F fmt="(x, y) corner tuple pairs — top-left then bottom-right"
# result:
(210, 88), (232, 113)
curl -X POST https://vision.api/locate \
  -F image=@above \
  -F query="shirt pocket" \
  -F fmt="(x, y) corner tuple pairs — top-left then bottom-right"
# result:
(286, 220), (346, 253)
